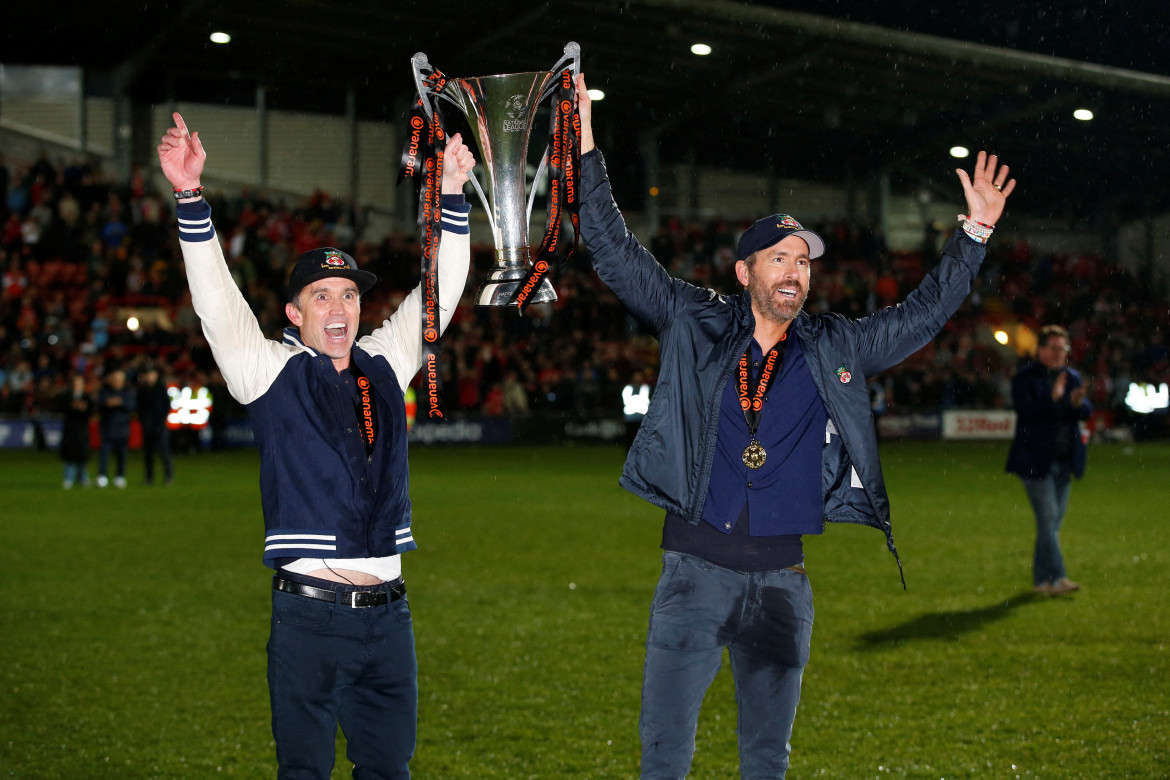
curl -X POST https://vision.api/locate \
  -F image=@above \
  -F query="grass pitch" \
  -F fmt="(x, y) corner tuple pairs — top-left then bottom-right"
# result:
(1, 440), (1167, 778)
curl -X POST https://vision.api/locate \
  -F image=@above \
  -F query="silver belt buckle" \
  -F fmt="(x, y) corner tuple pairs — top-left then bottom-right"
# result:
(349, 590), (373, 608)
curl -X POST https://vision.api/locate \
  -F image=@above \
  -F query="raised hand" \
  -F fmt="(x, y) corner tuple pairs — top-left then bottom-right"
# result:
(440, 132), (476, 194)
(575, 73), (595, 154)
(955, 151), (1015, 226)
(157, 112), (206, 192)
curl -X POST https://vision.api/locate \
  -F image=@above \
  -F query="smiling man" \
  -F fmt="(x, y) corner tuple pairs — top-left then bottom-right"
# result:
(574, 75), (1015, 779)
(284, 250), (373, 368)
(158, 112), (475, 779)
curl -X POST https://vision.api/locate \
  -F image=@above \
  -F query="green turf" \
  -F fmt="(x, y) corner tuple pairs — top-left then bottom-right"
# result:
(1, 441), (1167, 778)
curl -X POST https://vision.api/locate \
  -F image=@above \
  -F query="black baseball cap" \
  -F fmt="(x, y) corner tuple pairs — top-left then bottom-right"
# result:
(286, 247), (378, 301)
(735, 214), (826, 261)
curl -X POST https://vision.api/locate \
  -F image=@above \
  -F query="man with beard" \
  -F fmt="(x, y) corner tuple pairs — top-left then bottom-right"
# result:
(574, 76), (1015, 779)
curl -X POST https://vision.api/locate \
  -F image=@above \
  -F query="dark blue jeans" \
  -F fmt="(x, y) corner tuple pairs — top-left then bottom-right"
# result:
(1021, 461), (1073, 586)
(142, 429), (173, 483)
(267, 577), (417, 780)
(640, 552), (814, 779)
(98, 436), (128, 478)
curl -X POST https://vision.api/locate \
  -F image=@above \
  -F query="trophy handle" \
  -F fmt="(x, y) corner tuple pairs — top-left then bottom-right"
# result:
(411, 52), (469, 118)
(411, 52), (496, 235)
(526, 42), (579, 235)
(528, 41), (582, 249)
(538, 41), (582, 103)
(409, 52), (437, 121)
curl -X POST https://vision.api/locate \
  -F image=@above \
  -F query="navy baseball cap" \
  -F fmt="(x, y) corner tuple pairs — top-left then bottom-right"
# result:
(735, 214), (826, 261)
(287, 247), (377, 301)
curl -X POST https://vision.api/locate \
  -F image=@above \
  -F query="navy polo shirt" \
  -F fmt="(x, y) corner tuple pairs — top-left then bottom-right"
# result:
(702, 334), (828, 536)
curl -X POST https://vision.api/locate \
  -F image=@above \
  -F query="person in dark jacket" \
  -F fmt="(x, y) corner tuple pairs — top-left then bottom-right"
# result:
(58, 373), (93, 488)
(1006, 325), (1090, 595)
(96, 368), (136, 488)
(574, 75), (1016, 779)
(159, 112), (476, 779)
(137, 363), (174, 485)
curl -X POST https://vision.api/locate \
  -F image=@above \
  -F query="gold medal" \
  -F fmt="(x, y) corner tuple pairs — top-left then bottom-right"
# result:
(738, 337), (786, 472)
(742, 440), (767, 469)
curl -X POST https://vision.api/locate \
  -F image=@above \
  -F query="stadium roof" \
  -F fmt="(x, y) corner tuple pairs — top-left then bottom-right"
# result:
(5, 0), (1170, 225)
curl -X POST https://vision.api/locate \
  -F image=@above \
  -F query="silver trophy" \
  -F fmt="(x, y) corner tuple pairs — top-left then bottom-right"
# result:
(411, 43), (581, 306)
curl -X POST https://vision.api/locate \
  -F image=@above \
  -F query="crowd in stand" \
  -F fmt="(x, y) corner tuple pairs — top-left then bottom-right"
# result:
(2, 148), (1168, 436)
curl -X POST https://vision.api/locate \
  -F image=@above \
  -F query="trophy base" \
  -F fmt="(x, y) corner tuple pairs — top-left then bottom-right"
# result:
(475, 268), (558, 307)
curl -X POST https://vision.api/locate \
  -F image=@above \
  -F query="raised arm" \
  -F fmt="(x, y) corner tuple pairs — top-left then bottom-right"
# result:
(360, 132), (476, 389)
(158, 113), (290, 405)
(853, 152), (1017, 375)
(578, 75), (596, 155)
(575, 74), (693, 333)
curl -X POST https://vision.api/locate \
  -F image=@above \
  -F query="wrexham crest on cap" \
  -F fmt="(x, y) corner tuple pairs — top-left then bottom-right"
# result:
(323, 250), (346, 268)
(778, 215), (802, 229)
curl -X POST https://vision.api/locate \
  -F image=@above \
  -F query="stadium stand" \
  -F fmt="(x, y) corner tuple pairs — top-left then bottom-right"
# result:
(1, 151), (1167, 438)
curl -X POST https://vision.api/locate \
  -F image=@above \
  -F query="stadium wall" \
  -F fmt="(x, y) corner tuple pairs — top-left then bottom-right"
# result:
(0, 412), (629, 450)
(0, 409), (1066, 451)
(1118, 212), (1170, 281)
(2, 408), (1150, 451)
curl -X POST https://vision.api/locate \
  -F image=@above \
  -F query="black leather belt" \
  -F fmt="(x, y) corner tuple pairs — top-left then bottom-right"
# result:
(273, 576), (406, 608)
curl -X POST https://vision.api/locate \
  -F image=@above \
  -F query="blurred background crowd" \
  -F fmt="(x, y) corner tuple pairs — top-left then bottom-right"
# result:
(2, 148), (1168, 432)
